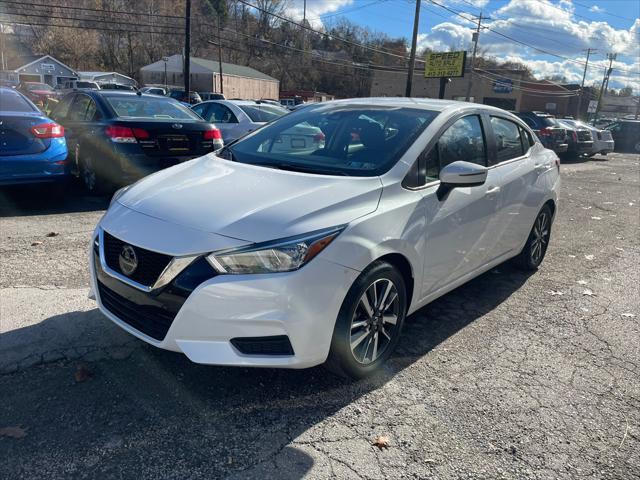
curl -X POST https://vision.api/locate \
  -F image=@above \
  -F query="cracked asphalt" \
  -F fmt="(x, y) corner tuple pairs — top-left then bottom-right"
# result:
(0, 153), (638, 479)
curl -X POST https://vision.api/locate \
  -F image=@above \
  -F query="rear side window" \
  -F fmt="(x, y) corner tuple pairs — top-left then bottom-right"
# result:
(491, 116), (524, 163)
(0, 90), (36, 112)
(239, 105), (287, 122)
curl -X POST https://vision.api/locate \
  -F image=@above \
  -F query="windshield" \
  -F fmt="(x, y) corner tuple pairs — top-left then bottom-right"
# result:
(77, 82), (98, 89)
(239, 104), (288, 122)
(26, 83), (53, 91)
(0, 90), (37, 112)
(225, 106), (439, 177)
(105, 95), (201, 120)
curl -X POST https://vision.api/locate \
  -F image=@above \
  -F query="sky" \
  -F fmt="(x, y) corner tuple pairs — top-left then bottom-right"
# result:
(287, 0), (640, 92)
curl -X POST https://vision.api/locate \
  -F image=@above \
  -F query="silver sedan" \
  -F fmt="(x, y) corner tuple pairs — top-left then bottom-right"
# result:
(191, 100), (289, 143)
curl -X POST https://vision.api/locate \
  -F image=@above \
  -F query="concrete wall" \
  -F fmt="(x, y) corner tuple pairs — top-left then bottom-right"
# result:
(370, 70), (524, 111)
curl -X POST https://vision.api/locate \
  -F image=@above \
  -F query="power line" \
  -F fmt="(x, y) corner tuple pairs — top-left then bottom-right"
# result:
(0, 9), (184, 33)
(234, 0), (413, 62)
(1, 0), (184, 21)
(1, 19), (184, 36)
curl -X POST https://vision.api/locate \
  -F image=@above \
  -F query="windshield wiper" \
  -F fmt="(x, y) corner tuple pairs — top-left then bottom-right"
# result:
(260, 162), (347, 176)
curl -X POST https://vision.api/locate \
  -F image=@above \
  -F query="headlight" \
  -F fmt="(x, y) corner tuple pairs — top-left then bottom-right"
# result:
(109, 185), (132, 208)
(206, 225), (346, 274)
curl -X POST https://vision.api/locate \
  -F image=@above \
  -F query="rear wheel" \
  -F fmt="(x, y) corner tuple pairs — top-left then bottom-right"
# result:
(81, 156), (106, 194)
(325, 261), (407, 379)
(514, 205), (553, 270)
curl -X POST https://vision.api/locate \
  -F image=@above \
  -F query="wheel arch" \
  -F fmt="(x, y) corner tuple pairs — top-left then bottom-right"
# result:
(373, 252), (415, 313)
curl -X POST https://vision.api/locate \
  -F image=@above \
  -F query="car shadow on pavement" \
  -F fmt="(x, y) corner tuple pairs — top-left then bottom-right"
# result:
(0, 184), (109, 218)
(0, 263), (533, 479)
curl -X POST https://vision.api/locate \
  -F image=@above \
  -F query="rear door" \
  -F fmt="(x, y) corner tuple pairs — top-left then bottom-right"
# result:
(485, 115), (540, 257)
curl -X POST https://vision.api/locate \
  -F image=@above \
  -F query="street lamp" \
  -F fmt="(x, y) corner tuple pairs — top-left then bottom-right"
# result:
(162, 56), (169, 90)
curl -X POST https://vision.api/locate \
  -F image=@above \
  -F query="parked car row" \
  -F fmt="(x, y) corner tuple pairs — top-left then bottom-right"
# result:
(1, 88), (223, 191)
(513, 110), (637, 157)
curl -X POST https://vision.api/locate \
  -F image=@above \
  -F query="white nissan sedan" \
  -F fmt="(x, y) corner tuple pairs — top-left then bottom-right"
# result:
(89, 98), (560, 378)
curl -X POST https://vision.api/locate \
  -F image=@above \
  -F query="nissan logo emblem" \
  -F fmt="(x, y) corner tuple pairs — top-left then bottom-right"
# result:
(118, 245), (138, 276)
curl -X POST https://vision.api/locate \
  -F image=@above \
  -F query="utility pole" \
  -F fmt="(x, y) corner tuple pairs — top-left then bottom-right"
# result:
(595, 53), (616, 119)
(405, 0), (422, 97)
(575, 47), (594, 120)
(184, 0), (191, 96)
(464, 11), (482, 102)
(217, 14), (224, 95)
(302, 0), (306, 52)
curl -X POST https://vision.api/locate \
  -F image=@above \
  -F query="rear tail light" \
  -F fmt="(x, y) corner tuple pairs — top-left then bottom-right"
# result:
(313, 132), (326, 143)
(105, 126), (149, 143)
(571, 131), (578, 142)
(31, 122), (64, 138)
(538, 128), (552, 137)
(203, 128), (222, 140)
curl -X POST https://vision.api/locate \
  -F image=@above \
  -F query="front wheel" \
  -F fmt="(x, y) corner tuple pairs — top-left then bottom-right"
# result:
(325, 261), (407, 379)
(514, 205), (553, 270)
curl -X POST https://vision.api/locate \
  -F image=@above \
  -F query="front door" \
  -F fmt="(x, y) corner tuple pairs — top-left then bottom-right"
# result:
(417, 114), (500, 298)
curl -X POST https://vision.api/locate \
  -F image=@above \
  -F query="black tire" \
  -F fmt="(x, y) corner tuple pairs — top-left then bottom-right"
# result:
(80, 156), (107, 195)
(514, 204), (553, 271)
(325, 261), (407, 379)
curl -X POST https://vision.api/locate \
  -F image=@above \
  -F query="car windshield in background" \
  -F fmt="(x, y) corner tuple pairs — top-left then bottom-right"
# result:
(105, 96), (201, 120)
(0, 90), (37, 112)
(76, 82), (98, 88)
(26, 83), (53, 91)
(239, 104), (288, 122)
(227, 106), (439, 177)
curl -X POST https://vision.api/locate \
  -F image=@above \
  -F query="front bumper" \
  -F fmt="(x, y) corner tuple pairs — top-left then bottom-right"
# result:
(89, 227), (359, 369)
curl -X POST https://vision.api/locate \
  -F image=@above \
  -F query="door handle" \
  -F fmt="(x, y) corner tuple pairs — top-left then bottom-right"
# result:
(534, 163), (551, 171)
(486, 185), (500, 195)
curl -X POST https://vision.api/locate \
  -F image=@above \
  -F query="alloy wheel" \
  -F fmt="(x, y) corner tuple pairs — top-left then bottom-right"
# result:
(349, 278), (400, 364)
(530, 210), (550, 265)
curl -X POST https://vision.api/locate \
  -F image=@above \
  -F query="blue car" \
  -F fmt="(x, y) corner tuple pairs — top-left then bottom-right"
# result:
(0, 87), (68, 186)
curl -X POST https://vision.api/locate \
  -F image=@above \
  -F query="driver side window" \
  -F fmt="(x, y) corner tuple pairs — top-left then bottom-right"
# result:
(404, 115), (487, 188)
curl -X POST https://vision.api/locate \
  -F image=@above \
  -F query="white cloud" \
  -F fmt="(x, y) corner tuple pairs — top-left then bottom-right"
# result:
(589, 5), (605, 13)
(287, 0), (353, 29)
(416, 0), (640, 91)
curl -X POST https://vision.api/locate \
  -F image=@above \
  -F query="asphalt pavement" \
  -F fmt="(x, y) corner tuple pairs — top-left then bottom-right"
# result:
(1, 153), (638, 479)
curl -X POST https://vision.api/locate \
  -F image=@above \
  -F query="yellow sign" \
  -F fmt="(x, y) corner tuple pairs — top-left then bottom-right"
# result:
(424, 51), (467, 78)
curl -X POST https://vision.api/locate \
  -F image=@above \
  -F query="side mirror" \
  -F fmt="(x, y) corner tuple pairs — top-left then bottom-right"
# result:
(437, 161), (488, 200)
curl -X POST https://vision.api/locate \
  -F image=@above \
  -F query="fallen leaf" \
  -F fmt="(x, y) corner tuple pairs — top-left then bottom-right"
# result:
(591, 216), (602, 220)
(621, 313), (636, 318)
(585, 255), (595, 260)
(31, 241), (43, 246)
(577, 280), (588, 285)
(46, 232), (59, 237)
(74, 364), (92, 383)
(568, 254), (576, 258)
(0, 426), (27, 439)
(373, 435), (390, 450)
(548, 290), (564, 296)
(615, 247), (624, 251)
(582, 206), (592, 210)
(582, 289), (595, 296)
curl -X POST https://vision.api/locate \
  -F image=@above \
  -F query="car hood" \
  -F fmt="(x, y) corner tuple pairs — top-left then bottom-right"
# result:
(118, 154), (383, 243)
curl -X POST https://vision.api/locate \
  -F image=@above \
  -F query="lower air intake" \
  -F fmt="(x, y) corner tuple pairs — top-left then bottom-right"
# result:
(230, 335), (295, 356)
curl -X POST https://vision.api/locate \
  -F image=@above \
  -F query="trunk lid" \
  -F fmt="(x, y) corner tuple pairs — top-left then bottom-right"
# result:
(0, 114), (51, 156)
(113, 119), (215, 157)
